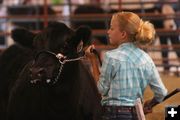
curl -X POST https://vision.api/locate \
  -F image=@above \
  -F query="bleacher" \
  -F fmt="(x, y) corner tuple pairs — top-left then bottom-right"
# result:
(0, 0), (179, 76)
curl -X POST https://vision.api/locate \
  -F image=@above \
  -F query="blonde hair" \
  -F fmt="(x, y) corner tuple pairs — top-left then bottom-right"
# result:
(112, 11), (155, 45)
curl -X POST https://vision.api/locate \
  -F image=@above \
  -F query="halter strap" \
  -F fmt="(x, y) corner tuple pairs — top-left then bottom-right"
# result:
(30, 50), (85, 85)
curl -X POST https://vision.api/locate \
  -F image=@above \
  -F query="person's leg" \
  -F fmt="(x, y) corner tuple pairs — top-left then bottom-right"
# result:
(159, 36), (169, 71)
(170, 35), (180, 58)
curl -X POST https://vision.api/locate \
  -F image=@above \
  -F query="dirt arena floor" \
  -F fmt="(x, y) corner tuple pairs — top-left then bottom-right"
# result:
(144, 74), (180, 120)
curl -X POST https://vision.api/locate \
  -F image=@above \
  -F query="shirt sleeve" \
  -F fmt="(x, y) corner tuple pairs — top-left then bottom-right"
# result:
(148, 62), (168, 102)
(97, 53), (113, 96)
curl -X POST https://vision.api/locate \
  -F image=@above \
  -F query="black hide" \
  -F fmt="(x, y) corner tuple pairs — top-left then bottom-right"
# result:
(7, 22), (102, 120)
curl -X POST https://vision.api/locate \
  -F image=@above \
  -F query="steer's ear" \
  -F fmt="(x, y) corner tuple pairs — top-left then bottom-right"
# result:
(74, 26), (92, 49)
(11, 28), (36, 48)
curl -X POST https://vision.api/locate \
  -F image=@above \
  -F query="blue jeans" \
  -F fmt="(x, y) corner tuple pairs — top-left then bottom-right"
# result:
(102, 106), (138, 120)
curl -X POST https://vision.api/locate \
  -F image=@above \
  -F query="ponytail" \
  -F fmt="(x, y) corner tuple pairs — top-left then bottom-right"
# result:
(135, 20), (155, 45)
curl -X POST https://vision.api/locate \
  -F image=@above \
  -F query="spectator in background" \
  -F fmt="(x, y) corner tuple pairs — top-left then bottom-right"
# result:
(71, 0), (108, 45)
(156, 0), (180, 73)
(102, 0), (158, 13)
(73, 5), (108, 45)
(0, 0), (6, 48)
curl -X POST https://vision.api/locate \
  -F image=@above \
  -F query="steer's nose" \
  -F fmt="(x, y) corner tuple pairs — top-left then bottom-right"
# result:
(29, 67), (45, 79)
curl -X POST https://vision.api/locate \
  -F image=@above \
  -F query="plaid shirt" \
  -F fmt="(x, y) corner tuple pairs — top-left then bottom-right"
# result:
(98, 42), (167, 106)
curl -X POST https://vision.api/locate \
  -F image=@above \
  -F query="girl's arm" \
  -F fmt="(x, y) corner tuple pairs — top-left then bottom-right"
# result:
(85, 45), (100, 82)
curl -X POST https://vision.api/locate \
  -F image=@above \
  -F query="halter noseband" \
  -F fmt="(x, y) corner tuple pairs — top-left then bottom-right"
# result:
(30, 51), (85, 85)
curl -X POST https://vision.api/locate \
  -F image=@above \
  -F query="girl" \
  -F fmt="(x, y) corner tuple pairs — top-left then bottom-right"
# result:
(86, 11), (167, 120)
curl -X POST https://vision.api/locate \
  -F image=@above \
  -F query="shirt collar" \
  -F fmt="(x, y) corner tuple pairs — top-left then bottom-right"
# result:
(117, 42), (135, 49)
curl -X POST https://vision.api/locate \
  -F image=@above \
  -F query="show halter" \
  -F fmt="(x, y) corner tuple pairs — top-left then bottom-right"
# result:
(30, 51), (85, 85)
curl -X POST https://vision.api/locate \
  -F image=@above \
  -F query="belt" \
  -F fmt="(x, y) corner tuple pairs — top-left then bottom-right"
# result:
(103, 106), (136, 113)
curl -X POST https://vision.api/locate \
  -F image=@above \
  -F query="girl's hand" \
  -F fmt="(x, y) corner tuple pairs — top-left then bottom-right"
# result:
(143, 98), (159, 114)
(143, 100), (153, 114)
(85, 45), (96, 59)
